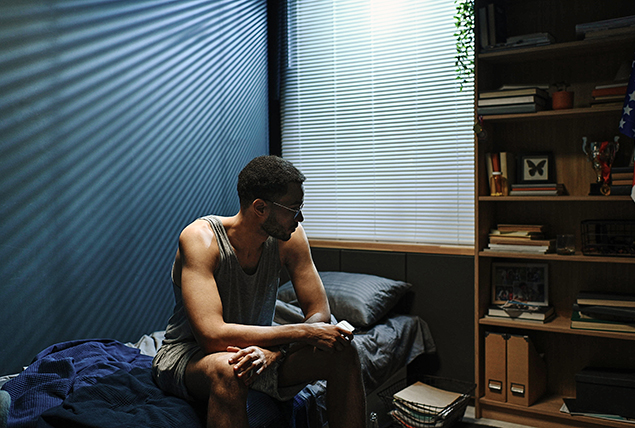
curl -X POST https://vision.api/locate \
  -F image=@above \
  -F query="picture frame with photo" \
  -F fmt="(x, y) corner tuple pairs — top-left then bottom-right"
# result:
(517, 152), (554, 184)
(491, 263), (549, 306)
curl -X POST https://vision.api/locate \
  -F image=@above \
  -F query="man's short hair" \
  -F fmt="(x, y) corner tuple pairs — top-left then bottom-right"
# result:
(237, 155), (305, 208)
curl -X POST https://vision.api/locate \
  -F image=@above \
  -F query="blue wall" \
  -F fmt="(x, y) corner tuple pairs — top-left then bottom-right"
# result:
(0, 0), (269, 375)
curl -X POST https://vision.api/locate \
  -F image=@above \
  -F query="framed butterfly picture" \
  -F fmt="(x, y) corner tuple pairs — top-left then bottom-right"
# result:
(518, 152), (554, 184)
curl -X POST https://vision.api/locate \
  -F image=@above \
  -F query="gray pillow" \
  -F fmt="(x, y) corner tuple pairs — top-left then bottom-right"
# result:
(277, 271), (412, 328)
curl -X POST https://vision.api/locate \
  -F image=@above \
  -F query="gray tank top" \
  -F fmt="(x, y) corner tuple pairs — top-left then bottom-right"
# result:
(162, 215), (281, 346)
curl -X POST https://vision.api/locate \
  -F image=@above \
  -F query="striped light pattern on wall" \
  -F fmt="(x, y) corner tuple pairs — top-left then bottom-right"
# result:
(281, 0), (475, 246)
(0, 0), (269, 374)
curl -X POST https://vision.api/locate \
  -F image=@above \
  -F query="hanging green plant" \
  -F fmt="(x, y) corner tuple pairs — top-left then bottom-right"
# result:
(454, 0), (474, 91)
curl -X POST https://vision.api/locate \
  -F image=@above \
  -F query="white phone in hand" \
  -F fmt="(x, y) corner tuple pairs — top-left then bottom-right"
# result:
(336, 320), (355, 332)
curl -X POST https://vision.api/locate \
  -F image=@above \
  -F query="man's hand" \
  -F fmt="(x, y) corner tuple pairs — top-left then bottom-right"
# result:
(306, 322), (354, 352)
(227, 346), (279, 385)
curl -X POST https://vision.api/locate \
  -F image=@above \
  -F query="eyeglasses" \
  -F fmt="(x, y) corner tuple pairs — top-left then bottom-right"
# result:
(270, 201), (304, 220)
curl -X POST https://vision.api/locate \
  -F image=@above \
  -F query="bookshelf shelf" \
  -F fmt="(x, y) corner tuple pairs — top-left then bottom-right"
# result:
(479, 313), (635, 341)
(480, 395), (635, 428)
(478, 251), (635, 264)
(479, 34), (635, 64)
(479, 195), (633, 202)
(480, 104), (623, 121)
(474, 1), (635, 427)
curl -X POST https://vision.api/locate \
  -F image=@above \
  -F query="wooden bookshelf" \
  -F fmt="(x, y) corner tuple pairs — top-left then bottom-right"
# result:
(473, 1), (635, 427)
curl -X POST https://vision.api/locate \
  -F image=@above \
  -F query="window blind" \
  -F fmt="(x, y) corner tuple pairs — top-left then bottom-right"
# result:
(281, 0), (474, 246)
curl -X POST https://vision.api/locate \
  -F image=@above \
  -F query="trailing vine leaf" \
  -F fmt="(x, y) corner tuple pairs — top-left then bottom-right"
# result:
(454, 0), (474, 91)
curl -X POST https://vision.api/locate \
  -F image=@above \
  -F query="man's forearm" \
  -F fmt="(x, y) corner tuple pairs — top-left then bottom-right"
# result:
(197, 322), (312, 354)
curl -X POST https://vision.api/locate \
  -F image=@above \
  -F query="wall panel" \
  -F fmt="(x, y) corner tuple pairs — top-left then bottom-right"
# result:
(0, 0), (268, 374)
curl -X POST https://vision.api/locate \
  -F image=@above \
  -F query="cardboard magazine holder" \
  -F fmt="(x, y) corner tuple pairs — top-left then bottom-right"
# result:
(506, 334), (547, 406)
(484, 331), (508, 402)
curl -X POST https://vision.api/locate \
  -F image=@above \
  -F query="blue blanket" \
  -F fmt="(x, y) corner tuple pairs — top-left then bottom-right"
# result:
(1, 340), (315, 428)
(2, 314), (431, 428)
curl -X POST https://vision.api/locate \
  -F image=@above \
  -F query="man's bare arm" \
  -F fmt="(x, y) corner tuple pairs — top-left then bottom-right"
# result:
(279, 224), (331, 324)
(178, 221), (349, 355)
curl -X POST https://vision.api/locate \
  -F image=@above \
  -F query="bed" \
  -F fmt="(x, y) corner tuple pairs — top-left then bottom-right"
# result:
(0, 271), (436, 428)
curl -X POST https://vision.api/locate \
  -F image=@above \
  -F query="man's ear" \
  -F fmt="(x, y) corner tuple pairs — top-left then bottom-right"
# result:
(252, 198), (268, 218)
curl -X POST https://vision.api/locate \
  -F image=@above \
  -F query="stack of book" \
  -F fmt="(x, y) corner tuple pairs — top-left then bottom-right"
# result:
(389, 381), (466, 428)
(509, 183), (566, 196)
(609, 166), (634, 195)
(571, 292), (635, 333)
(486, 224), (554, 254)
(477, 87), (549, 115)
(590, 82), (629, 108)
(575, 15), (635, 40)
(487, 301), (555, 323)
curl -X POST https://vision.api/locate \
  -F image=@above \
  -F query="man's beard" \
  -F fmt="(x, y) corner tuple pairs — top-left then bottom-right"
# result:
(261, 213), (293, 241)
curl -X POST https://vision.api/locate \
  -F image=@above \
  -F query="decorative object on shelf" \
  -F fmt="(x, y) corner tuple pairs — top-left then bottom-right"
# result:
(552, 92), (573, 109)
(454, 0), (474, 92)
(485, 152), (513, 196)
(556, 234), (575, 255)
(473, 116), (489, 141)
(491, 262), (549, 306)
(581, 219), (635, 257)
(517, 152), (554, 184)
(582, 136), (620, 195)
(552, 82), (573, 110)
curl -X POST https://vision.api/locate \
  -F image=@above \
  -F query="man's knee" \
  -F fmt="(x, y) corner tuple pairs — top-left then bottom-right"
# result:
(337, 343), (361, 369)
(187, 353), (247, 401)
(319, 344), (362, 376)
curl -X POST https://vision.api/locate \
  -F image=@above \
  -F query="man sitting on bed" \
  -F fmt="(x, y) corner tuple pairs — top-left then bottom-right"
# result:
(152, 155), (365, 428)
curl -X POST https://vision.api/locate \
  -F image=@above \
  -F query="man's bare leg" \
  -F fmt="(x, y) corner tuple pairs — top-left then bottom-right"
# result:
(279, 344), (366, 428)
(185, 350), (249, 428)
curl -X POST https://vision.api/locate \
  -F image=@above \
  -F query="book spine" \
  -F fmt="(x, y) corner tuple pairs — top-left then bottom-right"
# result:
(478, 95), (545, 106)
(477, 103), (544, 115)
(591, 86), (628, 97)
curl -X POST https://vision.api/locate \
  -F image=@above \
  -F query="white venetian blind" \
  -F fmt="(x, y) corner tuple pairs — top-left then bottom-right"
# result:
(281, 0), (474, 246)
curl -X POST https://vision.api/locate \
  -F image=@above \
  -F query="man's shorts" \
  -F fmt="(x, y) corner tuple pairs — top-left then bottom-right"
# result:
(152, 341), (307, 402)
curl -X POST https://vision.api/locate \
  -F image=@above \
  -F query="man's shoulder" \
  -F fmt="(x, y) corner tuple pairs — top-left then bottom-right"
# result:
(278, 224), (311, 260)
(180, 218), (218, 246)
(184, 215), (230, 232)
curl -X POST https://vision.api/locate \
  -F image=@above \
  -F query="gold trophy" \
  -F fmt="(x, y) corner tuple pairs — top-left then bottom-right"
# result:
(582, 136), (620, 195)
